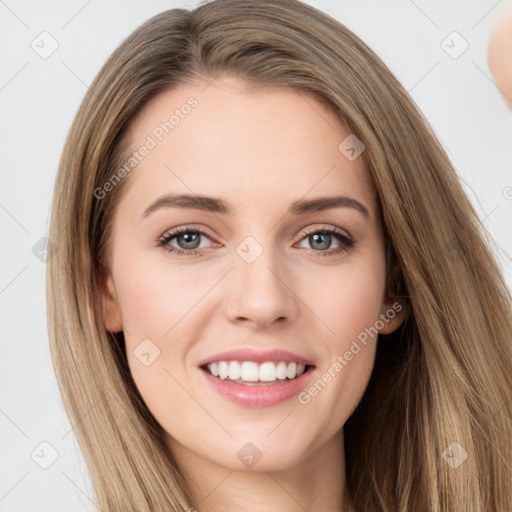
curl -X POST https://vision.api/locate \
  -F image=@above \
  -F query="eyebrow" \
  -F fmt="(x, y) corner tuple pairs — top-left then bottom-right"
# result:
(141, 194), (370, 219)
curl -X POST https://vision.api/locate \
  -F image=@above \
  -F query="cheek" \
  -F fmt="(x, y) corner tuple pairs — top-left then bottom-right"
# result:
(296, 253), (386, 427)
(112, 256), (210, 422)
(306, 254), (386, 344)
(114, 256), (205, 340)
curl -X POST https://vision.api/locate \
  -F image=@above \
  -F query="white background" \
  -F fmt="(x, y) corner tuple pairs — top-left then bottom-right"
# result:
(1, 1), (511, 510)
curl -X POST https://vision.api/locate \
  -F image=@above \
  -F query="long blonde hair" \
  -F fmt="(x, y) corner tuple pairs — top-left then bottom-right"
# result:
(46, 0), (512, 510)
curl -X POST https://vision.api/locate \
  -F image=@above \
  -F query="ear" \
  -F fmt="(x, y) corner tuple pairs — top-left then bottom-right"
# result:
(377, 295), (407, 335)
(98, 266), (123, 333)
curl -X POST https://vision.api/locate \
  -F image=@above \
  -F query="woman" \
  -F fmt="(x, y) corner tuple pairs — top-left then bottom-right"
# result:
(46, 0), (512, 510)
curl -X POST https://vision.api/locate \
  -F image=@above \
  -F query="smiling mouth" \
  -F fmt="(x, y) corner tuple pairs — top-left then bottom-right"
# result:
(200, 360), (315, 386)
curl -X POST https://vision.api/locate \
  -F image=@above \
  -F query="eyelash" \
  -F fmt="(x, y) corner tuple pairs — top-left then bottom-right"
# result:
(156, 225), (355, 258)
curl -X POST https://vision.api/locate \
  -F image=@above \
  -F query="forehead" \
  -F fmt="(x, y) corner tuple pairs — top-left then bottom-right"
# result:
(118, 76), (375, 218)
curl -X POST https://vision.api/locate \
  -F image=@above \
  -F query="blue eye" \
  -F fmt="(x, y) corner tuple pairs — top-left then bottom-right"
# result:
(157, 227), (213, 257)
(298, 226), (355, 256)
(157, 225), (355, 258)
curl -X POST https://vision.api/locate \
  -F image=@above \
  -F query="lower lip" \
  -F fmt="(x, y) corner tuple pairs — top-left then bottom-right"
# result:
(200, 366), (315, 407)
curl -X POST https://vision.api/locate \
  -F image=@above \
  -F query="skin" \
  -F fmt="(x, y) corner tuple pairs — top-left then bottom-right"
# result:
(488, 6), (512, 109)
(100, 76), (405, 512)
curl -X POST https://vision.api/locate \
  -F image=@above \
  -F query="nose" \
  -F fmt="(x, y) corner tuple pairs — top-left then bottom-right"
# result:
(224, 241), (300, 329)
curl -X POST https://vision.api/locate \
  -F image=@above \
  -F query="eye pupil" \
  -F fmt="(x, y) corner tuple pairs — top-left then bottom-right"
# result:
(310, 233), (331, 250)
(178, 232), (200, 249)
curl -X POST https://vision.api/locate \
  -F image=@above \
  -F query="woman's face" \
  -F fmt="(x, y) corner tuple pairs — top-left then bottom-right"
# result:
(101, 76), (404, 473)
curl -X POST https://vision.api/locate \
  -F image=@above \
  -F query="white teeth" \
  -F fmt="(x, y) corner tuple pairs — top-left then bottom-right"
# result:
(276, 361), (288, 379)
(228, 361), (241, 380)
(259, 362), (276, 382)
(241, 361), (259, 381)
(205, 360), (309, 382)
(286, 362), (297, 379)
(209, 362), (219, 377)
(218, 361), (229, 380)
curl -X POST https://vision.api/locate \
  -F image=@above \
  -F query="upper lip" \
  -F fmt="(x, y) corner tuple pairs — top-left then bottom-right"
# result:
(198, 348), (315, 367)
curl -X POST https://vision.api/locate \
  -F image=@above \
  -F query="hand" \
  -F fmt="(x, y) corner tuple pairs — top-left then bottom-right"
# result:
(488, 7), (512, 110)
